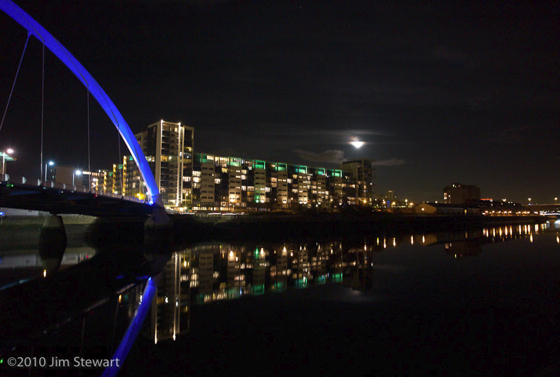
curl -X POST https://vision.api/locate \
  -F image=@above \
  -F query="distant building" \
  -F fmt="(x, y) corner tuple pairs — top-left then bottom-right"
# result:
(385, 190), (395, 208)
(443, 183), (480, 204)
(339, 159), (375, 205)
(79, 169), (110, 192)
(112, 162), (124, 195)
(45, 165), (84, 187)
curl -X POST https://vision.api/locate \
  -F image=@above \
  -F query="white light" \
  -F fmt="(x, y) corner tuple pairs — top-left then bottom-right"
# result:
(6, 148), (14, 154)
(350, 141), (364, 149)
(48, 161), (54, 166)
(75, 170), (82, 176)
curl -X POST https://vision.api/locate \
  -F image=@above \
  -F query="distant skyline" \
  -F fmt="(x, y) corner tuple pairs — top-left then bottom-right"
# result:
(0, 1), (558, 204)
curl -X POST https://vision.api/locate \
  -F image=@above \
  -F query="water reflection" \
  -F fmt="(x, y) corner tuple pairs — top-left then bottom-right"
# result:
(143, 252), (187, 344)
(141, 222), (560, 343)
(0, 247), (96, 290)
(2, 219), (559, 375)
(0, 247), (96, 270)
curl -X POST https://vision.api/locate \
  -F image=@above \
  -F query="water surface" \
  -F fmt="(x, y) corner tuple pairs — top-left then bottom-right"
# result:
(2, 220), (560, 376)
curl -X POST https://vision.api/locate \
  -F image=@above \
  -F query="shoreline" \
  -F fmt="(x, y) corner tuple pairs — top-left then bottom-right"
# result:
(172, 212), (549, 242)
(0, 213), (549, 249)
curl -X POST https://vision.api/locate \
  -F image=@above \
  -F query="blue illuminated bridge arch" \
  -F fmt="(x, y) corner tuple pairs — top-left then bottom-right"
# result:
(0, 0), (160, 205)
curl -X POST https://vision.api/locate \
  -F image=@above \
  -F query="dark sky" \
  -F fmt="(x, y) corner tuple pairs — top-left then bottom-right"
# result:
(0, 0), (558, 203)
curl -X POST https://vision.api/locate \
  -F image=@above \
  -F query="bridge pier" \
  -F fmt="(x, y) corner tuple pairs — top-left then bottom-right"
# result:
(38, 214), (67, 273)
(144, 198), (173, 255)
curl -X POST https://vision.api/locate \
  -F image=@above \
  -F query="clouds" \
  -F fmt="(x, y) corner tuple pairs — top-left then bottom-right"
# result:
(483, 126), (533, 145)
(292, 149), (346, 165)
(375, 158), (407, 167)
(292, 150), (408, 168)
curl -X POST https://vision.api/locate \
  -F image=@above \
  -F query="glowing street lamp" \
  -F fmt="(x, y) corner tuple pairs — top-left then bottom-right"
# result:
(73, 170), (82, 186)
(45, 161), (54, 181)
(1, 148), (15, 175)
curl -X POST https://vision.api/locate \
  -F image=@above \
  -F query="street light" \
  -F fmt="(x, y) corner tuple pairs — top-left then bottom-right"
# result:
(1, 148), (14, 175)
(73, 170), (82, 186)
(45, 161), (54, 181)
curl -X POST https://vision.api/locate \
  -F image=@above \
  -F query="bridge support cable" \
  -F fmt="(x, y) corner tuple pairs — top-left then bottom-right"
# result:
(118, 132), (122, 192)
(87, 88), (91, 189)
(0, 31), (30, 133)
(40, 42), (45, 180)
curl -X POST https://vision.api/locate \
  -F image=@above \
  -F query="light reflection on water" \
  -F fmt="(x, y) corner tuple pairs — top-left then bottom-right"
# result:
(0, 247), (97, 291)
(140, 222), (560, 343)
(113, 220), (560, 377)
(2, 220), (559, 376)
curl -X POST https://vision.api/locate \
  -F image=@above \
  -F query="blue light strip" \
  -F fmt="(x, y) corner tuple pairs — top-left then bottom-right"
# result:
(101, 276), (159, 377)
(0, 0), (159, 203)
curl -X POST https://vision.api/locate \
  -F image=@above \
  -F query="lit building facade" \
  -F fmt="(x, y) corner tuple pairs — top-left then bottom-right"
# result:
(112, 162), (124, 195)
(190, 153), (350, 212)
(110, 120), (194, 205)
(339, 159), (375, 206)
(102, 122), (377, 211)
(134, 120), (194, 206)
(77, 169), (111, 192)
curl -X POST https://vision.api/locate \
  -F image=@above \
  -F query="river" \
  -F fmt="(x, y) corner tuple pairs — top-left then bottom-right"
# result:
(1, 218), (559, 376)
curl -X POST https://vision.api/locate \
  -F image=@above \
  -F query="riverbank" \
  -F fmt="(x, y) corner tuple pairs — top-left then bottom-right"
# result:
(172, 212), (548, 243)
(0, 213), (548, 251)
(0, 215), (97, 253)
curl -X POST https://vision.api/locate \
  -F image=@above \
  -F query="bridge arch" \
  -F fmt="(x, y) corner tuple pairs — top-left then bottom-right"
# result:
(0, 0), (160, 204)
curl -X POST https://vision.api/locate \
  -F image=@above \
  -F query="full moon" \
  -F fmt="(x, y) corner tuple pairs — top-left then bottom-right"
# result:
(350, 141), (364, 149)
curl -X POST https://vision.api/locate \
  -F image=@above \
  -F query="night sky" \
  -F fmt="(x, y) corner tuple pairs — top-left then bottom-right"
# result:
(0, 0), (558, 203)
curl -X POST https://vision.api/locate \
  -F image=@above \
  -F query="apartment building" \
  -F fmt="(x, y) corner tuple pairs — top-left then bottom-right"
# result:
(109, 120), (194, 206)
(189, 153), (354, 212)
(133, 120), (194, 206)
(104, 122), (376, 211)
(340, 159), (375, 205)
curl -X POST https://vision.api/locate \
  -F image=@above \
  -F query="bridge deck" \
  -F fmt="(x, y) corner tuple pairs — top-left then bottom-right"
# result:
(0, 176), (153, 217)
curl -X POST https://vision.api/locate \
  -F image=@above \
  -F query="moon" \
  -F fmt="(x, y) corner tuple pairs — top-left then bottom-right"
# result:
(350, 141), (364, 149)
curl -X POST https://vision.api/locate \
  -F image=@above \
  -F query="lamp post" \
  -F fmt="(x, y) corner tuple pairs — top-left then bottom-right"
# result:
(45, 161), (54, 181)
(1, 148), (14, 175)
(73, 170), (82, 186)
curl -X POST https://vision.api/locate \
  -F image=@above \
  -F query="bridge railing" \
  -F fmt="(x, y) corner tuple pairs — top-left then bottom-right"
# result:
(1, 174), (149, 204)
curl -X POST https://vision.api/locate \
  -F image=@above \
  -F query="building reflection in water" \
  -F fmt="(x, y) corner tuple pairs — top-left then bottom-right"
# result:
(124, 251), (192, 344)
(132, 222), (559, 342)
